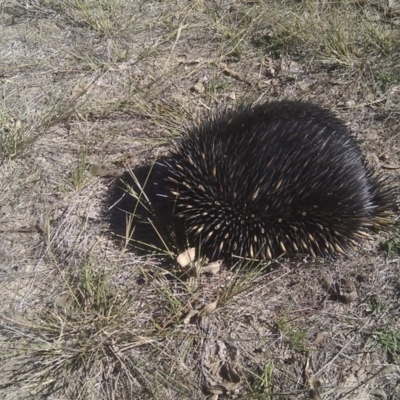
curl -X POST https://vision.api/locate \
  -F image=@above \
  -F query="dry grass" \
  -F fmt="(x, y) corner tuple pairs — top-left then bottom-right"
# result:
(1, 0), (400, 399)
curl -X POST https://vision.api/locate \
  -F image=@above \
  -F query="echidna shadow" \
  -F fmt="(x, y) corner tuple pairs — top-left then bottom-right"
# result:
(107, 100), (398, 261)
(106, 163), (187, 255)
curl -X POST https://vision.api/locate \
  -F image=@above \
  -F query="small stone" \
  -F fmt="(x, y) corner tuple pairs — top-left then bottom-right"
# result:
(192, 82), (205, 93)
(344, 100), (356, 109)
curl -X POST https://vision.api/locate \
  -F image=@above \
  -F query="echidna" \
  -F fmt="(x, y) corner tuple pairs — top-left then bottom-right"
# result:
(159, 100), (397, 261)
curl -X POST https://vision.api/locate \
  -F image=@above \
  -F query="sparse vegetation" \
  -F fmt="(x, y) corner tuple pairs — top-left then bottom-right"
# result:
(365, 295), (385, 316)
(383, 223), (400, 255)
(0, 0), (399, 399)
(70, 142), (90, 191)
(369, 326), (400, 364)
(0, 260), (151, 399)
(275, 309), (308, 354)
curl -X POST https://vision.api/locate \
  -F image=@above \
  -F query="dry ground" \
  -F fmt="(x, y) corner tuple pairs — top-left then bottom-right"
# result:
(1, 0), (400, 399)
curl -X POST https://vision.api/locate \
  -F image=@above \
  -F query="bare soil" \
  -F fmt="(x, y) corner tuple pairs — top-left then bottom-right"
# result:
(0, 1), (399, 399)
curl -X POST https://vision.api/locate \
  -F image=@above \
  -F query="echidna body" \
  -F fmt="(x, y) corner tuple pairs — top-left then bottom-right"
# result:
(160, 101), (397, 261)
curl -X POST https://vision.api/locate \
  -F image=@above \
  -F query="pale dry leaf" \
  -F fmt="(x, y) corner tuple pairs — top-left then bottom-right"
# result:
(323, 275), (334, 287)
(380, 365), (397, 375)
(220, 382), (240, 391)
(344, 99), (356, 109)
(369, 388), (387, 399)
(342, 373), (358, 389)
(192, 82), (205, 93)
(200, 261), (221, 275)
(208, 360), (221, 376)
(220, 63), (249, 84)
(199, 299), (218, 317)
(230, 382), (241, 391)
(343, 290), (357, 303)
(382, 163), (400, 169)
(208, 386), (224, 395)
(182, 309), (199, 324)
(208, 395), (218, 400)
(55, 293), (72, 309)
(356, 366), (365, 379)
(90, 165), (123, 178)
(208, 382), (239, 394)
(0, 205), (12, 218)
(0, 224), (10, 232)
(71, 80), (90, 98)
(304, 356), (313, 377)
(177, 247), (196, 267)
(314, 331), (325, 345)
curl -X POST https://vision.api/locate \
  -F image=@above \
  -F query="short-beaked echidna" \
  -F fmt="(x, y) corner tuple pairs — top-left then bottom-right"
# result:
(160, 100), (397, 261)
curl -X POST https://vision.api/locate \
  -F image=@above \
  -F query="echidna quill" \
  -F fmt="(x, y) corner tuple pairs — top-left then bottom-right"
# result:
(159, 101), (397, 261)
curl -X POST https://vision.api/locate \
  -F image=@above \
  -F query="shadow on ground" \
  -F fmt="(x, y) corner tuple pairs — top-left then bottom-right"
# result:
(104, 162), (186, 256)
